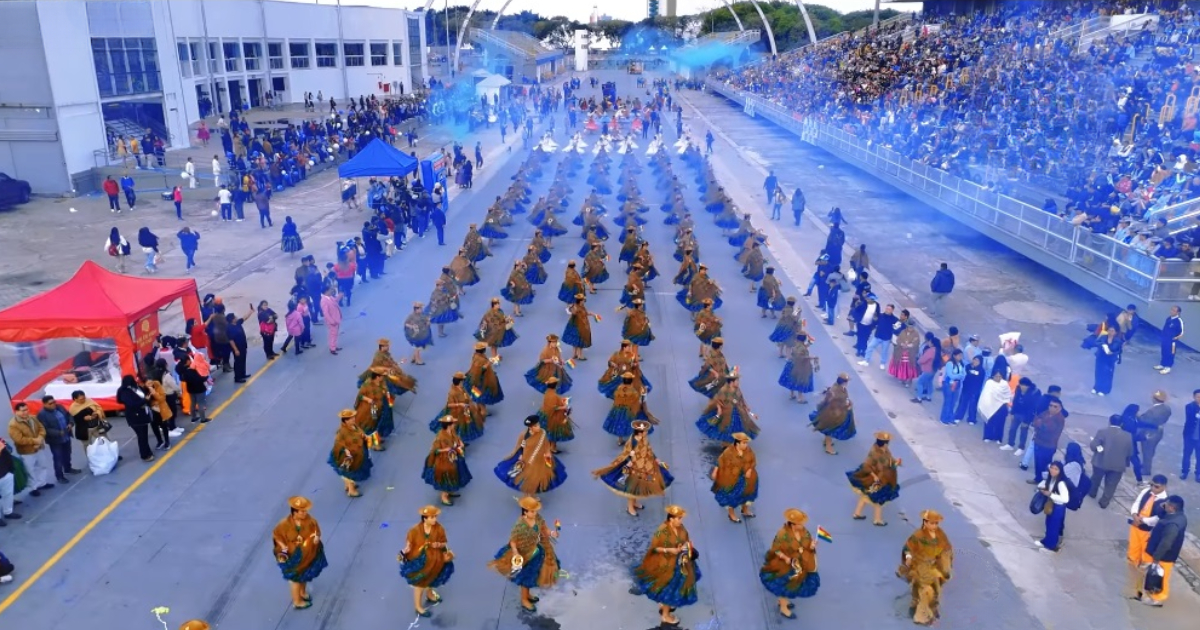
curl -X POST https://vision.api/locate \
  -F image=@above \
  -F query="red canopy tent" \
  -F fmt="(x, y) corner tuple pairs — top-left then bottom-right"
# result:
(0, 261), (208, 410)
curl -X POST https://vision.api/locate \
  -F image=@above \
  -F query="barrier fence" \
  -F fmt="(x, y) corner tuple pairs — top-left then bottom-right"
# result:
(705, 79), (1200, 303)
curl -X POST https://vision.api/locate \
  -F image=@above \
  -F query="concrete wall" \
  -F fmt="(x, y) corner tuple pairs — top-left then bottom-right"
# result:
(41, 1), (111, 187)
(0, 1), (69, 193)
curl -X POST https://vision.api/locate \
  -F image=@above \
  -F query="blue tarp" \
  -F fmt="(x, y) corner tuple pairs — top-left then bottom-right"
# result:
(337, 138), (418, 178)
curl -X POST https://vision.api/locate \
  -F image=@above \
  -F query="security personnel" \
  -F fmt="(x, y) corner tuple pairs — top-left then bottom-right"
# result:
(1127, 475), (1169, 597)
(1156, 306), (1183, 375)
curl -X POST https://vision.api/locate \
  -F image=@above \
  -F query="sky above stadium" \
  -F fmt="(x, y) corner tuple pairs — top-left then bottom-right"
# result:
(283, 0), (924, 28)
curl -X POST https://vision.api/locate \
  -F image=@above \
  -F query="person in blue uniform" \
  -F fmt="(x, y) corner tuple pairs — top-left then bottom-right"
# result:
(1156, 306), (1183, 374)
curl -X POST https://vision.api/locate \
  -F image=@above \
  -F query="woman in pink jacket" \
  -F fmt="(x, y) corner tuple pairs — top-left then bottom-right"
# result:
(320, 286), (343, 355)
(281, 301), (306, 356)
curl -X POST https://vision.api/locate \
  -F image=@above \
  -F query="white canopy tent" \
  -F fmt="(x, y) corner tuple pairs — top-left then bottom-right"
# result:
(475, 73), (513, 103)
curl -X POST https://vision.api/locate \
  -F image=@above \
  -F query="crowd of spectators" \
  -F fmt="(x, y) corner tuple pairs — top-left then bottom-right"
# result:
(713, 0), (1200, 261)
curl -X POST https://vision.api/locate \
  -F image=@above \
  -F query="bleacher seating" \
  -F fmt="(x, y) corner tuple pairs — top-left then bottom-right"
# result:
(711, 0), (1200, 260)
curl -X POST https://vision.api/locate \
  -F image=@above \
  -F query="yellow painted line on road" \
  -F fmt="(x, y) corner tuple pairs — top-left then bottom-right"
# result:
(0, 355), (283, 617)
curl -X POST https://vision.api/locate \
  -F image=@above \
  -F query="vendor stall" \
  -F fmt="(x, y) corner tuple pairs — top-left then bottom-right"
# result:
(0, 261), (206, 411)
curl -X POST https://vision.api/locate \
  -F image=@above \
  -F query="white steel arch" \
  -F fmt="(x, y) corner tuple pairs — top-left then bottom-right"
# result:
(454, 0), (486, 76)
(792, 0), (819, 45)
(719, 0), (746, 31)
(491, 0), (514, 29)
(746, 0), (777, 55)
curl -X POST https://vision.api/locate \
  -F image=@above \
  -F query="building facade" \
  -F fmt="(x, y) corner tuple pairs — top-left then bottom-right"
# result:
(0, 0), (428, 195)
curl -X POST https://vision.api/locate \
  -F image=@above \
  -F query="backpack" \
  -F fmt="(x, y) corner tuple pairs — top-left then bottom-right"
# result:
(1066, 471), (1090, 511)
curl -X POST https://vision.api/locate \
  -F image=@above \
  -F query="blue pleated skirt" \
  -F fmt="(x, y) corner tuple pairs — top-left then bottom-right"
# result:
(406, 329), (434, 348)
(712, 474), (759, 508)
(480, 224), (508, 239)
(846, 470), (901, 505)
(278, 547), (328, 583)
(429, 307), (461, 324)
(810, 409), (857, 441)
(376, 403), (396, 438)
(634, 561), (701, 607)
(778, 363), (814, 393)
(524, 366), (573, 394)
(695, 406), (758, 442)
(327, 450), (373, 483)
(760, 569), (820, 599)
(500, 285), (535, 305)
(400, 548), (456, 587)
(493, 544), (557, 588)
(493, 452), (568, 493)
(422, 454), (473, 492)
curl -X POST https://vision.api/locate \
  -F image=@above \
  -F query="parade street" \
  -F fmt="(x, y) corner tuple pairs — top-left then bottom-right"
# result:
(0, 70), (1194, 630)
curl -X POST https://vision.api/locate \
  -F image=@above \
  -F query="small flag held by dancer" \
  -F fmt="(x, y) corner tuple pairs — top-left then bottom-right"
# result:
(816, 526), (833, 544)
(565, 358), (576, 369)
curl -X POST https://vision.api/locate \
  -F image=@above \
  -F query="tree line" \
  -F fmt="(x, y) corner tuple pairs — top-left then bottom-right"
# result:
(422, 2), (904, 53)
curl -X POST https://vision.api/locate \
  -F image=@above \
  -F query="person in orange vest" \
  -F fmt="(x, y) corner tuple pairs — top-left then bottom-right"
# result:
(1138, 495), (1188, 607)
(1127, 475), (1169, 598)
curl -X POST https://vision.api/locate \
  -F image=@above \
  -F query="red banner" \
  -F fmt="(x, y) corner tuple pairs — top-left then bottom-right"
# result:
(133, 312), (160, 357)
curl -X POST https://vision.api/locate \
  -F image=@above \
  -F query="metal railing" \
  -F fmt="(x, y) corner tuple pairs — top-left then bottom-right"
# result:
(706, 79), (1200, 302)
(469, 28), (546, 60)
(1047, 15), (1110, 42)
(1077, 13), (1158, 49)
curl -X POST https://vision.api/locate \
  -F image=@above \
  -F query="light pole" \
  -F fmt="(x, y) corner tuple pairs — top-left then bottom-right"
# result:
(444, 0), (453, 77)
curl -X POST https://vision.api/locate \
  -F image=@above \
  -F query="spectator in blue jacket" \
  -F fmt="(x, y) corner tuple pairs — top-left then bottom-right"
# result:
(929, 262), (956, 317)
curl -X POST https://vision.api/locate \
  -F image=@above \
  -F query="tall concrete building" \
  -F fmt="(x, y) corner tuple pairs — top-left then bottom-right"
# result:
(667, 0), (677, 18)
(648, 0), (659, 19)
(0, 0), (428, 194)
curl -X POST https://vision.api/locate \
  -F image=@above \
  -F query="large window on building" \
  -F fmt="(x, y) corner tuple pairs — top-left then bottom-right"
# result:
(189, 41), (202, 76)
(343, 43), (364, 67)
(207, 41), (220, 74)
(268, 42), (284, 70)
(392, 42), (404, 66)
(222, 41), (241, 72)
(370, 42), (388, 66)
(242, 42), (262, 71)
(289, 41), (310, 69)
(315, 42), (337, 68)
(407, 17), (423, 85)
(177, 40), (191, 78)
(92, 37), (162, 98)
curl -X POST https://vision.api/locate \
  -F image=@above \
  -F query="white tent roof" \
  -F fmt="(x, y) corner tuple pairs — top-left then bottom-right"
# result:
(477, 74), (512, 88)
(472, 68), (491, 77)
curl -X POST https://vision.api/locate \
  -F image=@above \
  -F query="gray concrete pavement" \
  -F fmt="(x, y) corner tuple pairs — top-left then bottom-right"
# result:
(0, 68), (1184, 630)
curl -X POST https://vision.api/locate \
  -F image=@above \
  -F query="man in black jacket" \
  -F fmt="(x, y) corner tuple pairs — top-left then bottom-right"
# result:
(1138, 495), (1188, 606)
(860, 303), (899, 369)
(227, 312), (250, 383)
(179, 359), (210, 424)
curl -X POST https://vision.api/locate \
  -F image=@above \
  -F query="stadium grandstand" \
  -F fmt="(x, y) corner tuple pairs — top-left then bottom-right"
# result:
(707, 0), (1200, 345)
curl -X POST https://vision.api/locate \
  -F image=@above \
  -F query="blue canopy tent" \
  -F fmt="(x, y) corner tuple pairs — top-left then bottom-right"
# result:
(337, 138), (419, 178)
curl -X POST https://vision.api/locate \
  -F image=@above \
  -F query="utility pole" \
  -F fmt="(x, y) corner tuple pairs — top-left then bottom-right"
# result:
(873, 0), (881, 28)
(336, 0), (349, 99)
(259, 0), (272, 104)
